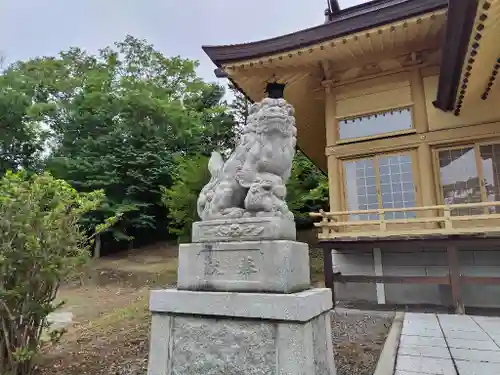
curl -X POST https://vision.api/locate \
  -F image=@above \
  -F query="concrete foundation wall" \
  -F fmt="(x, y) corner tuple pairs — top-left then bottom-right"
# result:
(332, 249), (377, 303)
(331, 247), (500, 308)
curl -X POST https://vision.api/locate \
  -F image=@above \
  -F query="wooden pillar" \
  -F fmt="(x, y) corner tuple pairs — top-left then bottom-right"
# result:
(327, 156), (342, 212)
(323, 247), (335, 307)
(413, 68), (438, 225)
(410, 68), (429, 134)
(324, 82), (342, 212)
(322, 79), (341, 301)
(447, 245), (465, 314)
(325, 83), (337, 146)
(418, 144), (438, 225)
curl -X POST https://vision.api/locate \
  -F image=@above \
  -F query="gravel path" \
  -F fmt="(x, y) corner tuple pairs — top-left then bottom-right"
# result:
(41, 308), (395, 375)
(114, 308), (395, 375)
(331, 308), (395, 375)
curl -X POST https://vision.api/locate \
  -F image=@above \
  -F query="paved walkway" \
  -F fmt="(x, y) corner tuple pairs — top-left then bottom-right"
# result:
(396, 312), (500, 375)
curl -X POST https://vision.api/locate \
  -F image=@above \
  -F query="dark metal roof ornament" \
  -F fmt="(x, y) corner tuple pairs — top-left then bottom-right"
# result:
(325, 0), (341, 22)
(265, 82), (286, 99)
(324, 8), (332, 23)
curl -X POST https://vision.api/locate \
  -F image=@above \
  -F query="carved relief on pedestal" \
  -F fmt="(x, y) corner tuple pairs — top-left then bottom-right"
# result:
(203, 223), (265, 239)
(192, 217), (296, 243)
(204, 256), (222, 276)
(237, 256), (258, 278)
(197, 247), (263, 282)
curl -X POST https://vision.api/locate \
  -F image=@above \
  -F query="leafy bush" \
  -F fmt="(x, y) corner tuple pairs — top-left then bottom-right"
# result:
(161, 154), (210, 242)
(286, 151), (329, 228)
(0, 171), (106, 375)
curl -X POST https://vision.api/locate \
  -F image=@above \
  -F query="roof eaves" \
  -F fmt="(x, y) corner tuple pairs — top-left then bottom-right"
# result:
(202, 0), (448, 66)
(433, 0), (479, 112)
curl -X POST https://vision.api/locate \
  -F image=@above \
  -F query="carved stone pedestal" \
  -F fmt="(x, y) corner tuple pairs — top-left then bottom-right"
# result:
(147, 218), (336, 374)
(147, 289), (336, 375)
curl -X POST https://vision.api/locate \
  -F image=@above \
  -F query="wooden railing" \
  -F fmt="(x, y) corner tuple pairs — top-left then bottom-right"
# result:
(311, 201), (500, 239)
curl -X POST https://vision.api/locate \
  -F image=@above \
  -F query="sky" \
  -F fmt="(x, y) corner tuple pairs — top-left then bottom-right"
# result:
(0, 0), (366, 85)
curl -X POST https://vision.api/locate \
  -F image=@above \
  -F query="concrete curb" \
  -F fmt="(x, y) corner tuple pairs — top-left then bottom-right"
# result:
(373, 311), (405, 375)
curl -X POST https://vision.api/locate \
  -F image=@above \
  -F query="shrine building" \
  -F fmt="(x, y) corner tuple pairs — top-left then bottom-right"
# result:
(203, 0), (500, 313)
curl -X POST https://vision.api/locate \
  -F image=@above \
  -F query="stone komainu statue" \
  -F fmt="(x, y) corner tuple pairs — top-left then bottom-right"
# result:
(197, 97), (297, 221)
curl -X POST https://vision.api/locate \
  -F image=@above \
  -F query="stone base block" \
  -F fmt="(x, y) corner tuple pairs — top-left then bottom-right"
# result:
(149, 288), (331, 321)
(192, 217), (296, 243)
(177, 240), (310, 293)
(147, 288), (336, 375)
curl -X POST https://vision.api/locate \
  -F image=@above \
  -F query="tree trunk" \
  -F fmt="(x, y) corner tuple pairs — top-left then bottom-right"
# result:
(94, 233), (101, 259)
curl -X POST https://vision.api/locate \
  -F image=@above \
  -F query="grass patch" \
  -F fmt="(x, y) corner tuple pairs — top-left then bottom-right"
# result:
(79, 293), (149, 337)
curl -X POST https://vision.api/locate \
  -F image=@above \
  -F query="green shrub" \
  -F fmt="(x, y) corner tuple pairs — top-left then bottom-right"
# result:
(161, 154), (210, 243)
(286, 151), (329, 228)
(0, 171), (105, 375)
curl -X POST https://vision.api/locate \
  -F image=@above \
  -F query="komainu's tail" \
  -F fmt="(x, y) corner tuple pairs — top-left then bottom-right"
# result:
(197, 152), (224, 220)
(208, 151), (224, 179)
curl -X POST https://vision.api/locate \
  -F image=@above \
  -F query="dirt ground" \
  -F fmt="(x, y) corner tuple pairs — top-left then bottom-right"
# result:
(35, 244), (392, 375)
(36, 243), (178, 375)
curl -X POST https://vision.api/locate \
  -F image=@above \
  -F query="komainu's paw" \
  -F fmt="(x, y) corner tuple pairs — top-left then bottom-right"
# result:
(221, 207), (245, 218)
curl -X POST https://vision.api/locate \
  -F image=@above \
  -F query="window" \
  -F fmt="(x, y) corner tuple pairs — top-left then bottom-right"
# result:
(338, 106), (413, 141)
(437, 142), (500, 215)
(379, 154), (416, 219)
(343, 152), (417, 221)
(480, 144), (500, 209)
(344, 158), (379, 220)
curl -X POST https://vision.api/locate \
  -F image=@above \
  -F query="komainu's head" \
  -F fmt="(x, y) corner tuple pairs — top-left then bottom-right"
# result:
(245, 98), (296, 137)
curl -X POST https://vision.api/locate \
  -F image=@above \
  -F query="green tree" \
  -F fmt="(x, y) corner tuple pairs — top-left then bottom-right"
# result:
(2, 36), (236, 248)
(0, 61), (49, 174)
(286, 151), (329, 227)
(184, 83), (238, 154)
(228, 82), (251, 131)
(161, 84), (248, 242)
(161, 154), (210, 242)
